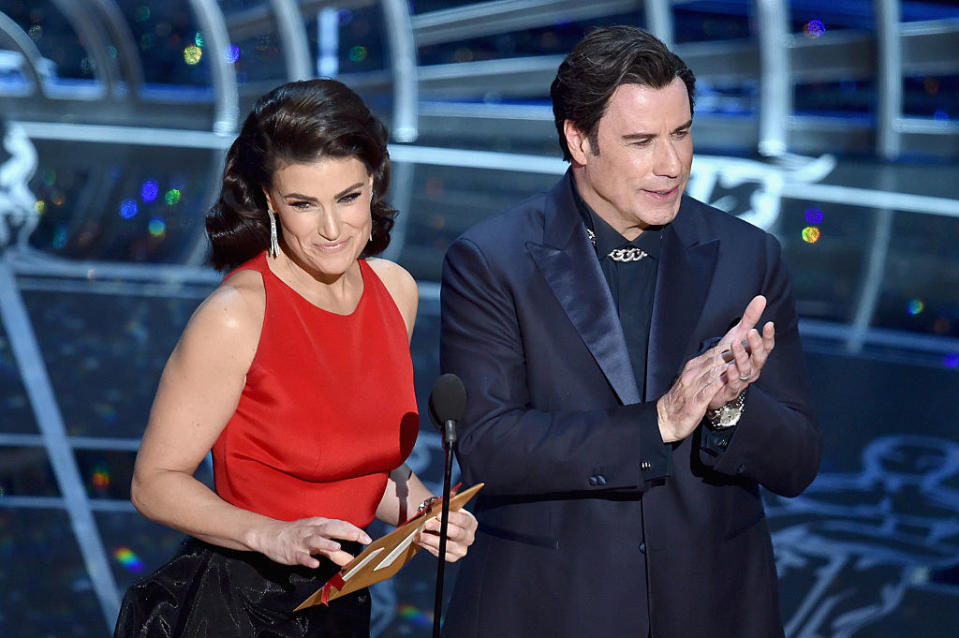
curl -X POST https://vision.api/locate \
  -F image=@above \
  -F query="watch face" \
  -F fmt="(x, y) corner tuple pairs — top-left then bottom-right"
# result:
(712, 405), (742, 429)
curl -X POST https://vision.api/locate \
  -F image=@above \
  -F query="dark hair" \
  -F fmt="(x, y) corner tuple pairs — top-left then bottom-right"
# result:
(550, 26), (696, 161)
(206, 79), (396, 270)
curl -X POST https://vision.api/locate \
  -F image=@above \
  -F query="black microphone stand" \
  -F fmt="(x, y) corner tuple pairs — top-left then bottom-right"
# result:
(433, 417), (457, 638)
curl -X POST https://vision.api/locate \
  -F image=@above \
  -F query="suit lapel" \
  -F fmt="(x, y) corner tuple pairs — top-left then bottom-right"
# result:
(646, 199), (719, 399)
(527, 176), (641, 406)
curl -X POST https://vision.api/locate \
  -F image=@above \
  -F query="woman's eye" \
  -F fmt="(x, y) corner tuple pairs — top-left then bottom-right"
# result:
(340, 192), (361, 204)
(290, 201), (311, 209)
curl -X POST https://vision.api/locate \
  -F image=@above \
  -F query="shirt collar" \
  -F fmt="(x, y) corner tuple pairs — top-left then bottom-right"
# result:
(569, 173), (663, 260)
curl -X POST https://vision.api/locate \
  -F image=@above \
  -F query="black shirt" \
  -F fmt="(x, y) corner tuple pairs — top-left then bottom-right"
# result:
(570, 178), (672, 481)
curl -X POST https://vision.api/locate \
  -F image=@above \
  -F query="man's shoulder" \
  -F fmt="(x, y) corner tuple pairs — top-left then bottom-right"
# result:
(678, 195), (775, 244)
(456, 189), (551, 250)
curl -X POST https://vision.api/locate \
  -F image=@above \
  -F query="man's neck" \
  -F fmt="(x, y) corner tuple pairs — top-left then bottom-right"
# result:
(570, 166), (646, 241)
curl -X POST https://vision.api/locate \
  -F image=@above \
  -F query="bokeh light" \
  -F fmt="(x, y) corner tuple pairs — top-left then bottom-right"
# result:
(133, 6), (151, 22)
(42, 169), (56, 186)
(225, 45), (241, 64)
(141, 180), (159, 203)
(801, 226), (821, 243)
(194, 32), (205, 48)
(804, 207), (824, 225)
(934, 318), (951, 334)
(397, 604), (433, 627)
(944, 353), (959, 369)
(804, 20), (826, 38)
(454, 47), (475, 63)
(52, 227), (68, 249)
(906, 299), (925, 315)
(164, 189), (181, 205)
(119, 199), (138, 219)
(113, 547), (145, 573)
(34, 200), (47, 215)
(349, 46), (368, 62)
(148, 217), (167, 237)
(92, 465), (110, 491)
(184, 45), (203, 66)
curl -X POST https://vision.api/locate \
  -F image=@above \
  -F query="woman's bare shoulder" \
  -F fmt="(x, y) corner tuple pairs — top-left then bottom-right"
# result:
(366, 258), (418, 335)
(180, 269), (266, 357)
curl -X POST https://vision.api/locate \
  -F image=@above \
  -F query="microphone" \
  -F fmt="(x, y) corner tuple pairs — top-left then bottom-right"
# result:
(426, 373), (466, 638)
(428, 373), (466, 446)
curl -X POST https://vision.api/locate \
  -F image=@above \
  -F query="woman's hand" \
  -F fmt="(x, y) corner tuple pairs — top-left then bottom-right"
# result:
(247, 517), (372, 568)
(414, 508), (478, 562)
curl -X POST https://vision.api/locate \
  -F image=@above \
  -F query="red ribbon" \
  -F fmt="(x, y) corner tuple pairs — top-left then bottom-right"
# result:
(320, 572), (346, 606)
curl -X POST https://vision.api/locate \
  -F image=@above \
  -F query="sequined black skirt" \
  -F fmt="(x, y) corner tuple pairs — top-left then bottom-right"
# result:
(114, 538), (370, 638)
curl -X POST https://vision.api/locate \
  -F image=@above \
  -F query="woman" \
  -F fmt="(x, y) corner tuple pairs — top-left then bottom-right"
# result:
(115, 79), (476, 637)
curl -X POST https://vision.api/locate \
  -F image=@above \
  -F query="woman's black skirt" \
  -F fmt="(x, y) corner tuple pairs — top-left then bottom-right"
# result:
(114, 538), (370, 637)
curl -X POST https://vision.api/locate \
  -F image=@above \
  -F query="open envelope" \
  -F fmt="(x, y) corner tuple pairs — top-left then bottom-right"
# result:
(295, 482), (483, 610)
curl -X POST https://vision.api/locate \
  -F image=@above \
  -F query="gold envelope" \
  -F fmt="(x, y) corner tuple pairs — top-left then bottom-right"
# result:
(295, 482), (484, 610)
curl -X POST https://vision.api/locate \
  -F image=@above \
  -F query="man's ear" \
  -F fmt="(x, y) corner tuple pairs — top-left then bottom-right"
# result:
(563, 120), (592, 166)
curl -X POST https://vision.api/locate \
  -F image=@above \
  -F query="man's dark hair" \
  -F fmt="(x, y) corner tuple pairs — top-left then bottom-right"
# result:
(550, 26), (696, 161)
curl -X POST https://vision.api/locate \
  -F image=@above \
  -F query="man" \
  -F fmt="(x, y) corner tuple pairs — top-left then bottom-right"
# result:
(439, 26), (821, 638)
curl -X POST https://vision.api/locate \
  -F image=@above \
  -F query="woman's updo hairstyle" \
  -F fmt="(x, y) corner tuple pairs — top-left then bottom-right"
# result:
(205, 79), (396, 270)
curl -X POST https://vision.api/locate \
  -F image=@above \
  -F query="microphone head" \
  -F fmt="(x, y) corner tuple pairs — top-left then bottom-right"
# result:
(428, 373), (467, 431)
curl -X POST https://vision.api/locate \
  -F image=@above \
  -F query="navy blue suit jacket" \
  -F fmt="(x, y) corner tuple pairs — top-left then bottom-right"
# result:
(439, 174), (820, 638)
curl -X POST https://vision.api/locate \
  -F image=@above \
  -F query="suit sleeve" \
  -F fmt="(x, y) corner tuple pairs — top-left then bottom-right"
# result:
(702, 233), (821, 497)
(440, 237), (666, 497)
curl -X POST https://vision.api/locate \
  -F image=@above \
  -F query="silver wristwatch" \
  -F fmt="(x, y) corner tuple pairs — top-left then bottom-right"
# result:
(706, 390), (746, 429)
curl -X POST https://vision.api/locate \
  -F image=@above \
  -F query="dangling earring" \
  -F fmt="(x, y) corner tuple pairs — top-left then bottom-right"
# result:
(268, 210), (279, 258)
(368, 232), (373, 243)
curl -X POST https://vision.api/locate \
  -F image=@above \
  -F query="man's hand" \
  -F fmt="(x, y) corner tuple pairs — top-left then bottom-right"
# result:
(709, 295), (775, 410)
(656, 295), (775, 442)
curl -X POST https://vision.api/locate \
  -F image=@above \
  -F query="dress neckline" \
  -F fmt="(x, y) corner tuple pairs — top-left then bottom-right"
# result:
(260, 251), (369, 317)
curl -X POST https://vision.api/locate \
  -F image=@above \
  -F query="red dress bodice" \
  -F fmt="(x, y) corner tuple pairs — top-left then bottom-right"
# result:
(212, 253), (419, 526)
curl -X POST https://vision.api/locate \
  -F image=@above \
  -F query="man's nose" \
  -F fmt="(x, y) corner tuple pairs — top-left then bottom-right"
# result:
(653, 139), (681, 177)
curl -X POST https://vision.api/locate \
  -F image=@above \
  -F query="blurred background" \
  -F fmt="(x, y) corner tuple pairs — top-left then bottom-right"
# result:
(0, 0), (957, 636)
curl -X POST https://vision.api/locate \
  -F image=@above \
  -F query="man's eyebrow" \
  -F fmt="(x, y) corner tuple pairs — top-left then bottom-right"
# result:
(621, 132), (654, 141)
(620, 120), (692, 142)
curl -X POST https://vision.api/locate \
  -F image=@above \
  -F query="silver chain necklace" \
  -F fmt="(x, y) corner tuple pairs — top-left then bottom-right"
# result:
(586, 228), (649, 263)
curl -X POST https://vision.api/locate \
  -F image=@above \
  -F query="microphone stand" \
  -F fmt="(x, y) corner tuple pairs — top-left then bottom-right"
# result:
(432, 418), (457, 638)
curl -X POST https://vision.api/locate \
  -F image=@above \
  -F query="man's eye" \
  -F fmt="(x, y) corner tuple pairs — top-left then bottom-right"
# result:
(674, 130), (690, 138)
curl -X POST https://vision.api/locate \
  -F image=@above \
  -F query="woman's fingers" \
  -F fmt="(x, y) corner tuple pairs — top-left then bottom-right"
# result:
(414, 509), (477, 562)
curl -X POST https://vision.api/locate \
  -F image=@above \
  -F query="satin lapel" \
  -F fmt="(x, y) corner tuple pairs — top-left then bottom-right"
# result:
(526, 177), (641, 406)
(646, 218), (719, 399)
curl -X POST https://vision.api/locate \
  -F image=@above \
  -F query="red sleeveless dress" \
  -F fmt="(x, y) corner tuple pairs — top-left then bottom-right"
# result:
(115, 253), (417, 636)
(213, 252), (419, 527)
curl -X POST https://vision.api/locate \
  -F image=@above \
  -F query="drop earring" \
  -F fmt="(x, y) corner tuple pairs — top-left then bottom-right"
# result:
(268, 210), (279, 258)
